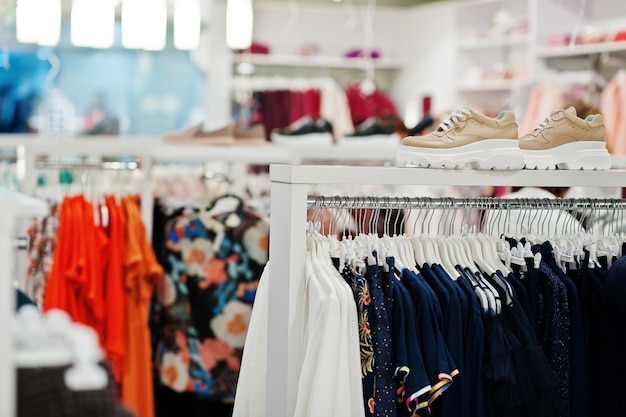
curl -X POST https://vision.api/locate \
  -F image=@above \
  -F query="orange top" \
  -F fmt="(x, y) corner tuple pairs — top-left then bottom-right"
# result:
(121, 196), (163, 417)
(83, 196), (106, 342)
(104, 196), (127, 383)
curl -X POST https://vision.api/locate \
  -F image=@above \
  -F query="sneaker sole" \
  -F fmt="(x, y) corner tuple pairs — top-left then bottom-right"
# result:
(522, 141), (611, 170)
(396, 139), (525, 170)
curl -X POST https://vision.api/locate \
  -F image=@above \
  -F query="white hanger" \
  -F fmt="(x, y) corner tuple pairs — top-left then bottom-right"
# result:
(454, 237), (494, 312)
(433, 237), (457, 279)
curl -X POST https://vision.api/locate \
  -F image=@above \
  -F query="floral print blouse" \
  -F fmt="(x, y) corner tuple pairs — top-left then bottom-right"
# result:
(154, 196), (269, 400)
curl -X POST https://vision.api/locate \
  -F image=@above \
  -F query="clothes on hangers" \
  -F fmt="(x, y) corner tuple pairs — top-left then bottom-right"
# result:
(151, 195), (269, 404)
(25, 201), (60, 306)
(345, 82), (398, 128)
(39, 193), (163, 417)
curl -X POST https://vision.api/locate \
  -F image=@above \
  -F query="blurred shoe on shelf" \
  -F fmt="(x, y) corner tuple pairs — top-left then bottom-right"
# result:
(342, 116), (400, 145)
(234, 123), (267, 146)
(520, 106), (611, 170)
(397, 107), (524, 170)
(162, 122), (236, 145)
(270, 116), (334, 145)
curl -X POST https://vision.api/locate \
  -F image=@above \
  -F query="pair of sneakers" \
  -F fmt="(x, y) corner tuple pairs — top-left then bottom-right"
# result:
(396, 107), (611, 170)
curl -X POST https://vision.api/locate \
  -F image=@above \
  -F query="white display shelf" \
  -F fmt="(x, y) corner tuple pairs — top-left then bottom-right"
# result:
(291, 142), (399, 162)
(270, 164), (626, 187)
(150, 143), (296, 164)
(458, 34), (529, 50)
(0, 187), (48, 218)
(456, 0), (508, 7)
(457, 79), (525, 92)
(0, 136), (400, 164)
(537, 41), (626, 58)
(0, 135), (157, 156)
(231, 53), (405, 70)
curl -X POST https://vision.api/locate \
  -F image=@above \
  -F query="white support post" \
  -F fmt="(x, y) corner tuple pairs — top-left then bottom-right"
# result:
(140, 156), (154, 241)
(0, 217), (15, 417)
(18, 145), (37, 196)
(266, 178), (309, 417)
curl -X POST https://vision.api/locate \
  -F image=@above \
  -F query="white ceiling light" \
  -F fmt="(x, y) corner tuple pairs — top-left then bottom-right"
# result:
(174, 0), (201, 50)
(226, 0), (253, 50)
(71, 0), (115, 48)
(122, 0), (167, 51)
(16, 0), (61, 46)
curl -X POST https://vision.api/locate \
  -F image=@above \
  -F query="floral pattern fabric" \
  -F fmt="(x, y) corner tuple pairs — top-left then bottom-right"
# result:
(25, 202), (59, 306)
(154, 196), (269, 400)
(341, 264), (376, 417)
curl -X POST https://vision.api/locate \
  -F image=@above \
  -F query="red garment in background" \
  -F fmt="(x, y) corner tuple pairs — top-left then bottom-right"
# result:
(258, 89), (322, 139)
(345, 84), (398, 127)
(288, 91), (306, 124)
(303, 89), (321, 119)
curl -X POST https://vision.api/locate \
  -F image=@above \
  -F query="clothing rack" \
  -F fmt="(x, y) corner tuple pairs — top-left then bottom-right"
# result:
(307, 195), (626, 210)
(265, 164), (626, 417)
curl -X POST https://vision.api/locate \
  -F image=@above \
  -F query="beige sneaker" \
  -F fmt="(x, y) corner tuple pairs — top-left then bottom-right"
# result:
(163, 122), (236, 145)
(396, 108), (524, 170)
(520, 107), (611, 170)
(234, 123), (267, 146)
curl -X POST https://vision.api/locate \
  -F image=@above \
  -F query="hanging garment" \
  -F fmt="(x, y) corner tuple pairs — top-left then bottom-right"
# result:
(25, 202), (60, 306)
(103, 196), (127, 384)
(121, 196), (164, 417)
(344, 83), (398, 128)
(155, 195), (269, 401)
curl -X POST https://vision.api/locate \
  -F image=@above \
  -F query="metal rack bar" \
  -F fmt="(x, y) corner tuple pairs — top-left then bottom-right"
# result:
(34, 161), (140, 170)
(307, 196), (626, 210)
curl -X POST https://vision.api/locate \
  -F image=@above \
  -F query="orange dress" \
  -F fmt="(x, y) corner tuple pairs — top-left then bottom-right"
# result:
(121, 196), (163, 417)
(104, 196), (127, 383)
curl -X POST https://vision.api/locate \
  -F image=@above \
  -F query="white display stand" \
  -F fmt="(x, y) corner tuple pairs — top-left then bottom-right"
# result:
(0, 135), (400, 239)
(0, 188), (48, 417)
(265, 164), (626, 417)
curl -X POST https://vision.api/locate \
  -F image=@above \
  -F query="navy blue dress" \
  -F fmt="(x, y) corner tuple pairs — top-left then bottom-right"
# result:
(392, 267), (432, 417)
(540, 241), (589, 417)
(400, 269), (458, 408)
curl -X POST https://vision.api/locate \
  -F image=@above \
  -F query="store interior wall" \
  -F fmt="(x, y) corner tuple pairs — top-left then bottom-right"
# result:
(390, 0), (456, 123)
(2, 0), (458, 136)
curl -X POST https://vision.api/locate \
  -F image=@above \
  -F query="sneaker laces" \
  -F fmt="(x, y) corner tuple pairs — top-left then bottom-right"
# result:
(534, 110), (560, 132)
(438, 108), (472, 132)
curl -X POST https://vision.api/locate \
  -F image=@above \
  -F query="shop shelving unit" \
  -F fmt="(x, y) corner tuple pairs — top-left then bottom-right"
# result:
(265, 164), (626, 417)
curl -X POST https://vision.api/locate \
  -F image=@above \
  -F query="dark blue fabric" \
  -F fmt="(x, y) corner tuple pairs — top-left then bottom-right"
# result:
(592, 255), (626, 415)
(400, 269), (457, 405)
(497, 271), (560, 417)
(540, 241), (589, 417)
(430, 264), (467, 417)
(505, 272), (534, 329)
(533, 249), (571, 417)
(454, 270), (486, 417)
(521, 257), (539, 331)
(339, 263), (375, 416)
(16, 289), (37, 310)
(392, 268), (431, 417)
(367, 262), (397, 417)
